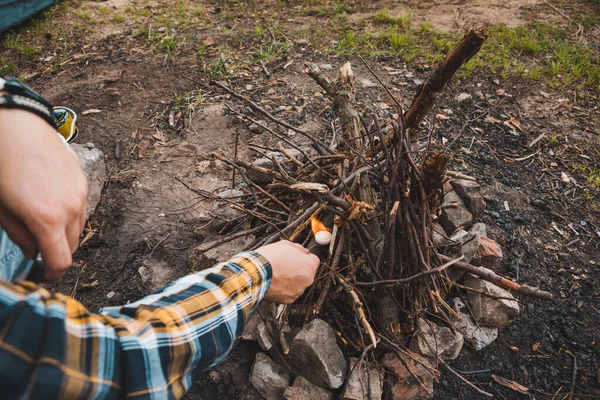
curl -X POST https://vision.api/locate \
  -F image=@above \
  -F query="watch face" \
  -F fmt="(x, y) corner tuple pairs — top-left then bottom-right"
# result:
(53, 106), (78, 143)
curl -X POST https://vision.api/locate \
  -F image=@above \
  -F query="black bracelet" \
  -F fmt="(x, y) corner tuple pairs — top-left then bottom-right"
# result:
(0, 93), (58, 129)
(0, 76), (57, 129)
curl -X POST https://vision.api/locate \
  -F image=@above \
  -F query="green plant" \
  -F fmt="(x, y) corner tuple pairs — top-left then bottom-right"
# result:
(3, 34), (40, 57)
(113, 13), (124, 23)
(256, 40), (289, 60)
(373, 9), (412, 29)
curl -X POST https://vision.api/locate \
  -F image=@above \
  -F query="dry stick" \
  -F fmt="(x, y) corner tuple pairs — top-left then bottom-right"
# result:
(337, 277), (377, 349)
(197, 224), (270, 252)
(440, 255), (553, 300)
(262, 202), (320, 245)
(354, 256), (464, 287)
(404, 27), (488, 133)
(277, 142), (304, 167)
(213, 81), (333, 154)
(358, 55), (403, 110)
(224, 104), (330, 176)
(315, 230), (347, 313)
(453, 281), (519, 302)
(218, 156), (292, 213)
(438, 358), (494, 398)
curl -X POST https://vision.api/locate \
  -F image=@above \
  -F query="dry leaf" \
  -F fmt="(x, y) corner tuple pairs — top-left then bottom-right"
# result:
(532, 342), (540, 352)
(81, 109), (102, 115)
(203, 37), (215, 46)
(484, 115), (502, 124)
(436, 113), (450, 121)
(504, 117), (522, 131)
(561, 172), (571, 184)
(379, 103), (390, 110)
(550, 161), (558, 167)
(492, 374), (530, 395)
(510, 346), (519, 352)
(577, 300), (584, 308)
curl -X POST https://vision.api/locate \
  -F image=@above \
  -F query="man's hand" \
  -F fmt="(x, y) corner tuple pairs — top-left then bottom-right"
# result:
(255, 240), (319, 304)
(0, 109), (88, 281)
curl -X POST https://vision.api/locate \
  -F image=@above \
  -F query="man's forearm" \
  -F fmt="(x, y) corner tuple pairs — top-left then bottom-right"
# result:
(0, 251), (271, 399)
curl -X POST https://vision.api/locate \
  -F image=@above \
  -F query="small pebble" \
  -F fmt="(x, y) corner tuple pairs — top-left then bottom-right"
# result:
(491, 211), (501, 218)
(107, 291), (116, 299)
(580, 220), (587, 227)
(514, 215), (524, 223)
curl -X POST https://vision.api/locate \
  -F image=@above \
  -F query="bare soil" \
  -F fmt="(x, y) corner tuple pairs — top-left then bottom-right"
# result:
(2, 0), (599, 398)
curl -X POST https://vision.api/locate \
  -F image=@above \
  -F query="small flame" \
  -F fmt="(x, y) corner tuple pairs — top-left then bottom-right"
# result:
(310, 216), (331, 235)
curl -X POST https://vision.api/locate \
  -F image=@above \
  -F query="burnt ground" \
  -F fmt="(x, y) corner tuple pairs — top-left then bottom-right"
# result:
(2, 0), (600, 399)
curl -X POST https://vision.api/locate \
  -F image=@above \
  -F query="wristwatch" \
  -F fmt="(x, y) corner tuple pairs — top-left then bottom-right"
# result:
(0, 76), (57, 129)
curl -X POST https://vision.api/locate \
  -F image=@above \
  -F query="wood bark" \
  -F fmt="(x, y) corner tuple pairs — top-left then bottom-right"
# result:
(404, 27), (488, 133)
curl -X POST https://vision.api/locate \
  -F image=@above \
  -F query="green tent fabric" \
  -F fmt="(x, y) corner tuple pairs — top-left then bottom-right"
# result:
(0, 0), (57, 33)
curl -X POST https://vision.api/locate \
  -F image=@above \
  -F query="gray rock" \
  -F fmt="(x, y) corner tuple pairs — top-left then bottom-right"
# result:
(256, 321), (274, 351)
(453, 298), (498, 350)
(450, 229), (480, 264)
(249, 120), (269, 134)
(469, 222), (487, 238)
(431, 222), (448, 247)
(249, 353), (290, 400)
(360, 78), (378, 88)
(289, 319), (347, 389)
(247, 150), (304, 184)
(72, 143), (106, 218)
(463, 275), (520, 328)
(439, 191), (473, 233)
(343, 358), (383, 400)
(319, 64), (334, 70)
(210, 189), (246, 231)
(284, 376), (333, 400)
(411, 317), (464, 361)
(450, 179), (485, 220)
(455, 93), (472, 103)
(242, 302), (270, 342)
(137, 266), (152, 284)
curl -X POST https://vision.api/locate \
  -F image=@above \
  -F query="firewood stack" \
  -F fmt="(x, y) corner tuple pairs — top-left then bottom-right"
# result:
(202, 27), (552, 398)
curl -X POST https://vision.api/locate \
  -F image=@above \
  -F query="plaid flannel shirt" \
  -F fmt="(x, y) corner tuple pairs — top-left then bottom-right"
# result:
(0, 251), (272, 399)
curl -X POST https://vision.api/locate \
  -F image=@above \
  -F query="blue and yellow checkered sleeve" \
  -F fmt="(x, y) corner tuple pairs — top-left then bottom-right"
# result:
(0, 251), (272, 399)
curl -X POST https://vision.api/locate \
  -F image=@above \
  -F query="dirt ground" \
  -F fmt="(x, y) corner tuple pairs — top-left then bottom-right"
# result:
(2, 0), (600, 398)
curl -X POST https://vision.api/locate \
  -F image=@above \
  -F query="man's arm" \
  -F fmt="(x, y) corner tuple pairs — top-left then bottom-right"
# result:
(0, 251), (270, 399)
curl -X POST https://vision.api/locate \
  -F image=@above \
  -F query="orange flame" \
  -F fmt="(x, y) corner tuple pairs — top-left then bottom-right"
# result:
(311, 216), (332, 235)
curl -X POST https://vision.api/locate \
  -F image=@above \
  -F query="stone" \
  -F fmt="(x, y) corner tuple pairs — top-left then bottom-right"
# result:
(463, 275), (520, 328)
(210, 189), (246, 231)
(343, 358), (383, 400)
(474, 236), (503, 268)
(106, 291), (116, 299)
(450, 229), (480, 264)
(455, 93), (472, 103)
(137, 266), (152, 284)
(256, 321), (274, 351)
(360, 78), (378, 88)
(247, 150), (304, 184)
(249, 353), (290, 400)
(452, 298), (498, 350)
(450, 179), (485, 220)
(289, 319), (347, 389)
(469, 222), (487, 238)
(439, 191), (473, 233)
(411, 317), (464, 361)
(431, 222), (448, 247)
(383, 351), (434, 400)
(249, 120), (269, 134)
(72, 143), (106, 218)
(284, 376), (333, 400)
(242, 302), (270, 342)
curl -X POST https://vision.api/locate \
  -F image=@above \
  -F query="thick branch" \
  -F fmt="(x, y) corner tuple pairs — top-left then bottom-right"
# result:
(441, 255), (553, 300)
(404, 27), (488, 133)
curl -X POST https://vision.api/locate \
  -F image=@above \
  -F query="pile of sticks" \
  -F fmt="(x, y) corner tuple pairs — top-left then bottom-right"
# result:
(204, 27), (552, 387)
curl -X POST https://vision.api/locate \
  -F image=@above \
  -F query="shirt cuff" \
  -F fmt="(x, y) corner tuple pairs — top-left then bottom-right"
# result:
(225, 251), (272, 306)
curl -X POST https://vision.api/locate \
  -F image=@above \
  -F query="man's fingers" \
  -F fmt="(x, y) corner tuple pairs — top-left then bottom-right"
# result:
(0, 205), (38, 259)
(286, 240), (310, 254)
(36, 232), (72, 282)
